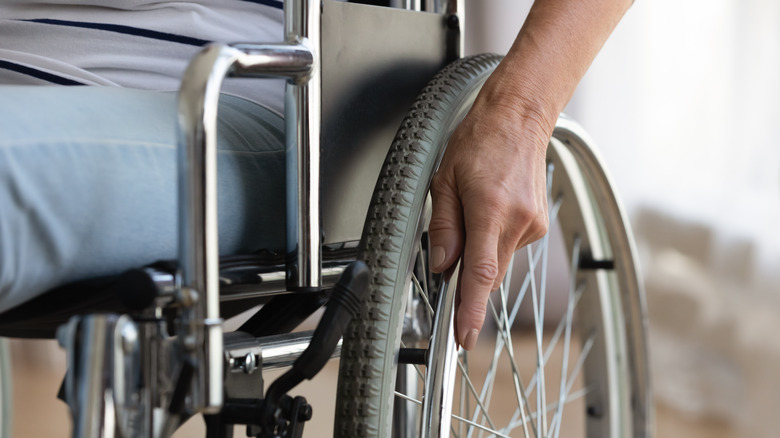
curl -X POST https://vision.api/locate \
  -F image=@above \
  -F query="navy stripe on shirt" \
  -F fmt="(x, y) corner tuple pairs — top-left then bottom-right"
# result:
(0, 60), (84, 85)
(240, 0), (284, 9)
(19, 19), (211, 47)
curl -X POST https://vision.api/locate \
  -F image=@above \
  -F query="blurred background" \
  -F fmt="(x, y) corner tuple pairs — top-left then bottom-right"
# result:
(6, 0), (780, 436)
(469, 0), (780, 436)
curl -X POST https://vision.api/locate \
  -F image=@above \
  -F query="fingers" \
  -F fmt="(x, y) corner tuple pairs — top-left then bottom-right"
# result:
(428, 173), (465, 274)
(426, 116), (551, 351)
(455, 180), (549, 351)
(456, 214), (502, 350)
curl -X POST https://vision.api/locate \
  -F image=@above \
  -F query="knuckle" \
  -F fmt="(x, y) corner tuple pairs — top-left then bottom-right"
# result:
(510, 210), (550, 250)
(512, 205), (536, 225)
(520, 225), (547, 247)
(467, 194), (510, 223)
(483, 195), (511, 215)
(428, 215), (457, 235)
(430, 172), (451, 197)
(459, 300), (487, 327)
(514, 202), (549, 236)
(469, 258), (500, 286)
(532, 215), (549, 240)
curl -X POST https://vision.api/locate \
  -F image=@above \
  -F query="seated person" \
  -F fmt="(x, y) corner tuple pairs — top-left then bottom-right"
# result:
(0, 1), (287, 315)
(0, 0), (631, 350)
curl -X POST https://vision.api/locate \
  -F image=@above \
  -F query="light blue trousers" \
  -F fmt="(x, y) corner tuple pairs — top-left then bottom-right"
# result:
(0, 86), (286, 313)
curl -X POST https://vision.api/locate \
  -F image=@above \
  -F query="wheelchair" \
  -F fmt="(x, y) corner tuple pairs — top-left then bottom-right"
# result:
(0, 0), (652, 436)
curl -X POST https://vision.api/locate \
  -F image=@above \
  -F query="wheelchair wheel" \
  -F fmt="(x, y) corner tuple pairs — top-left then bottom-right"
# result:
(334, 54), (652, 437)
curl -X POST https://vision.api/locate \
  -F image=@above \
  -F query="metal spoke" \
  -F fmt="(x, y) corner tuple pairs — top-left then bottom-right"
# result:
(455, 358), (500, 433)
(497, 280), (532, 438)
(464, 196), (574, 438)
(523, 235), (583, 395)
(418, 241), (430, 300)
(412, 273), (435, 316)
(504, 195), (562, 334)
(477, 278), (516, 435)
(467, 321), (504, 438)
(543, 236), (581, 438)
(537, 230), (552, 433)
(548, 333), (596, 438)
(527, 245), (547, 437)
(465, 295), (529, 438)
(502, 386), (592, 435)
(395, 392), (511, 438)
(504, 292), (592, 434)
(485, 296), (536, 438)
(469, 275), (521, 438)
(476, 293), (511, 414)
(460, 352), (469, 438)
(546, 162), (555, 203)
(526, 282), (586, 395)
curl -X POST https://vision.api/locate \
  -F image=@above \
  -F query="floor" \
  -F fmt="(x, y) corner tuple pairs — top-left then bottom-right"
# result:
(5, 336), (735, 438)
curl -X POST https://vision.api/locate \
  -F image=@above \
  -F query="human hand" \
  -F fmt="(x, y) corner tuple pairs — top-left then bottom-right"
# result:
(426, 0), (632, 351)
(428, 91), (553, 351)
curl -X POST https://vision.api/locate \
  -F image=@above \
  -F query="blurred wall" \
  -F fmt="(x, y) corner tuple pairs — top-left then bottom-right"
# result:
(464, 0), (532, 55)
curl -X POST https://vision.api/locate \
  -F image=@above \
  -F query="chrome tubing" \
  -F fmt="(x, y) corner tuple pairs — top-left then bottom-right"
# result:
(177, 20), (318, 410)
(394, 366), (421, 437)
(59, 315), (116, 438)
(284, 0), (323, 291)
(431, 0), (462, 14)
(420, 262), (460, 438)
(223, 331), (342, 373)
(231, 42), (314, 79)
(445, 0), (464, 59)
(259, 331), (342, 371)
(390, 0), (422, 10)
(142, 263), (348, 303)
(220, 264), (347, 302)
(178, 43), (246, 414)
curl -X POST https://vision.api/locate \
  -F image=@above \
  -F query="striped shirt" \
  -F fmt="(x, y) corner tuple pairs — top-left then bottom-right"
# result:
(0, 0), (286, 112)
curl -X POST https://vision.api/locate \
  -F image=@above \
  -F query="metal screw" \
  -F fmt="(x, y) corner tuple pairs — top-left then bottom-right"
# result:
(242, 353), (257, 374)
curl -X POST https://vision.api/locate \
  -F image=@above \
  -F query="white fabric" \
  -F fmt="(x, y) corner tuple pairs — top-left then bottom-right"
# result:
(0, 0), (285, 112)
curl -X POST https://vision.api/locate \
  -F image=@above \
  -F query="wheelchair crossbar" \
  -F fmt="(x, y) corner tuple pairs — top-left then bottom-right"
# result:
(137, 262), (348, 303)
(220, 264), (347, 302)
(222, 330), (341, 402)
(255, 331), (342, 371)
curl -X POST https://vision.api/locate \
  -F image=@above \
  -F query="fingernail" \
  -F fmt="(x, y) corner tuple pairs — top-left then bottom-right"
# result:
(431, 246), (445, 270)
(462, 329), (479, 351)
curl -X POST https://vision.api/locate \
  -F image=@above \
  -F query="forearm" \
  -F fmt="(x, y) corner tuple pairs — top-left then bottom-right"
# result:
(473, 0), (632, 147)
(432, 0), (632, 349)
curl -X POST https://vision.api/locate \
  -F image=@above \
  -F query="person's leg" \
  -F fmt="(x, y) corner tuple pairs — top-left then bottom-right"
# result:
(0, 86), (285, 313)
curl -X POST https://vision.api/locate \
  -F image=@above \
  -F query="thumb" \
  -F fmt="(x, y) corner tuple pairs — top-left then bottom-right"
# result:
(428, 177), (464, 274)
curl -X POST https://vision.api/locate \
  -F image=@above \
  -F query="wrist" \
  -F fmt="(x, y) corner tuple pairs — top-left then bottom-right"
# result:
(471, 72), (558, 158)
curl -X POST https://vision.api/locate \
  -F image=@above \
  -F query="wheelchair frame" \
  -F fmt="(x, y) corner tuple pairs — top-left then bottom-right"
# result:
(45, 1), (466, 436)
(175, 0), (463, 418)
